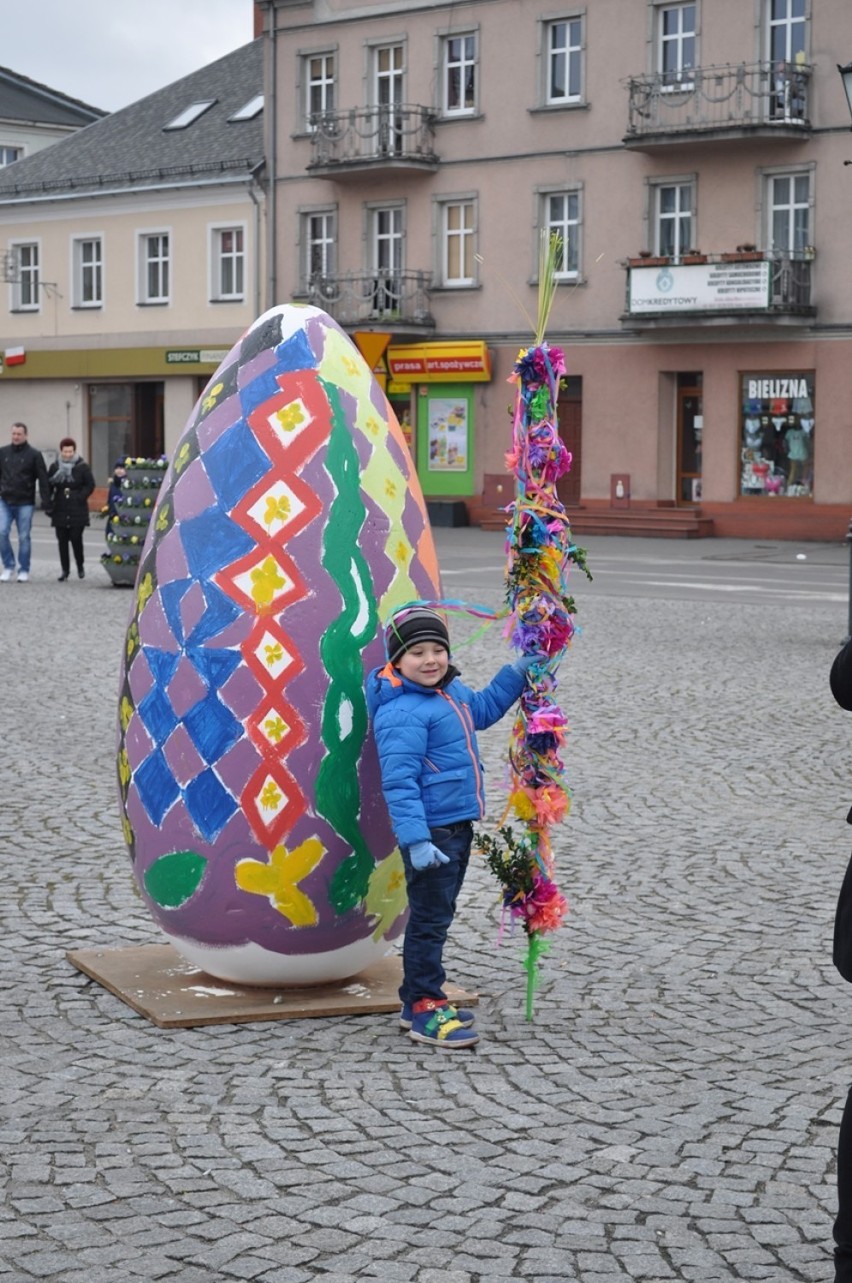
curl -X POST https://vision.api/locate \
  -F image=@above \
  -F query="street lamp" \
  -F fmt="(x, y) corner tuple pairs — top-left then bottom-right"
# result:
(838, 63), (852, 124)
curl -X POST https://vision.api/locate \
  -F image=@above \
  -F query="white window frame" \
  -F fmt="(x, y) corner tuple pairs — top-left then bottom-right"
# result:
(766, 0), (807, 65)
(437, 197), (477, 287)
(0, 144), (23, 167)
(545, 17), (584, 105)
(9, 240), (40, 311)
(304, 50), (336, 128)
(72, 235), (103, 308)
(137, 230), (170, 305)
(441, 30), (478, 116)
(765, 168), (811, 255)
(658, 3), (697, 87)
(651, 178), (695, 257)
(301, 207), (337, 290)
(210, 225), (245, 302)
(541, 189), (582, 280)
(367, 203), (405, 316)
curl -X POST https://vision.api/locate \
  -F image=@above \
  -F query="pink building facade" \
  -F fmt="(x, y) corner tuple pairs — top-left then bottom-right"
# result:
(261, 0), (852, 538)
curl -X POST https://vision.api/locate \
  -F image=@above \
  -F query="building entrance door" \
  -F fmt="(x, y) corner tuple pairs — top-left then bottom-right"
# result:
(676, 379), (702, 504)
(556, 377), (582, 508)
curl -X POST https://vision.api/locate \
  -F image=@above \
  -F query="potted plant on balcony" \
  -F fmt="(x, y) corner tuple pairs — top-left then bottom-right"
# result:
(680, 249), (707, 264)
(722, 244), (763, 262)
(627, 252), (670, 267)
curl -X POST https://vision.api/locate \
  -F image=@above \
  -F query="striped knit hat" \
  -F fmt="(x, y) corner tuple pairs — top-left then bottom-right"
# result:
(385, 607), (450, 665)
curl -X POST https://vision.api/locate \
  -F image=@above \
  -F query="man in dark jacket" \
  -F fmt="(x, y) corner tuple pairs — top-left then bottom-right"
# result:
(0, 422), (49, 583)
(832, 636), (852, 1282)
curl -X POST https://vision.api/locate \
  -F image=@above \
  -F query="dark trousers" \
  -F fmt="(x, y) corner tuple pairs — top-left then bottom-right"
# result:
(837, 1084), (852, 1280)
(399, 820), (472, 1005)
(56, 526), (85, 575)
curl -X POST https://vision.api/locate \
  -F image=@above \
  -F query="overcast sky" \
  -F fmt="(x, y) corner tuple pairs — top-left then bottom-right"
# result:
(4, 1), (256, 113)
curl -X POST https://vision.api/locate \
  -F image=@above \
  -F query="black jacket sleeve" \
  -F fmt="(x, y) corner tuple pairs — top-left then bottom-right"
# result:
(831, 638), (852, 713)
(35, 450), (50, 507)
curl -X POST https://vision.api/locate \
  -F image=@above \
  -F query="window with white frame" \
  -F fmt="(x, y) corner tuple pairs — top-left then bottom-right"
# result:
(768, 171), (810, 254)
(373, 43), (405, 154)
(370, 205), (404, 314)
(0, 145), (23, 167)
(545, 18), (583, 104)
(302, 209), (337, 290)
(543, 191), (581, 278)
(211, 227), (244, 301)
(73, 237), (103, 307)
(659, 4), (696, 86)
(11, 242), (40, 310)
(139, 232), (169, 304)
(654, 181), (693, 256)
(439, 198), (476, 286)
(442, 32), (477, 115)
(767, 0), (806, 65)
(305, 52), (335, 127)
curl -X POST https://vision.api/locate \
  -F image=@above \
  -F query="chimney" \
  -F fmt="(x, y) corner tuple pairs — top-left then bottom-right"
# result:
(254, 2), (265, 37)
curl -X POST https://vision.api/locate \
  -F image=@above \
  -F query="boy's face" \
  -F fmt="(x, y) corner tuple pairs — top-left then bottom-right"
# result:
(396, 642), (449, 687)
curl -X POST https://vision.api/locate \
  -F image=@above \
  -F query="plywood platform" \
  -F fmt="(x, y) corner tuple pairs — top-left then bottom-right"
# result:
(66, 943), (477, 1029)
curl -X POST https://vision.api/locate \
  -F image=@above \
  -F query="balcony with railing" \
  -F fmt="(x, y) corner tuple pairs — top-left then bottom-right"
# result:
(306, 270), (434, 330)
(622, 251), (815, 328)
(624, 61), (812, 148)
(306, 105), (439, 177)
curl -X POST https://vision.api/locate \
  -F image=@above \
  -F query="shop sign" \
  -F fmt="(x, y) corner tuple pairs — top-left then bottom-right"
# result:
(165, 348), (229, 365)
(387, 341), (491, 382)
(739, 370), (814, 499)
(629, 261), (770, 313)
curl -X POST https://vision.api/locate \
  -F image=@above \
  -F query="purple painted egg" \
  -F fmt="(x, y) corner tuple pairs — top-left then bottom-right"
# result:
(116, 305), (442, 984)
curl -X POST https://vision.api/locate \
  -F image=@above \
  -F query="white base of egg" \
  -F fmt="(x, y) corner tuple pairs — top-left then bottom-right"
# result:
(165, 931), (396, 988)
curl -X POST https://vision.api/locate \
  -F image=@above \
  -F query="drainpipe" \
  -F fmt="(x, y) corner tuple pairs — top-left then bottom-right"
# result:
(247, 160), (265, 319)
(261, 0), (277, 310)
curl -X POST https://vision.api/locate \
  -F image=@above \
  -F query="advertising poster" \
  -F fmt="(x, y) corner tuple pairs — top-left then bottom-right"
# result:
(427, 397), (468, 471)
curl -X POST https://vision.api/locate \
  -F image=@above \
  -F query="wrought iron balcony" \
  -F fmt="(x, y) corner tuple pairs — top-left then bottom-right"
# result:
(623, 251), (815, 327)
(306, 270), (434, 329)
(625, 61), (812, 147)
(307, 105), (439, 176)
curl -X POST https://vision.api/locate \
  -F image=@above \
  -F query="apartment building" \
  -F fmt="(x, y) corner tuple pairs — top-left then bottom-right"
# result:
(261, 0), (852, 538)
(0, 40), (264, 484)
(0, 65), (104, 168)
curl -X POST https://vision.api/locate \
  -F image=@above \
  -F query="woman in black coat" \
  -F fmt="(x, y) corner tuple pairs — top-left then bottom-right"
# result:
(832, 635), (852, 1281)
(47, 436), (96, 581)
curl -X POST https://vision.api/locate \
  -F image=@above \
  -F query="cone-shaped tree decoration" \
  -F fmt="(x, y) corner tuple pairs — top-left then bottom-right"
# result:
(480, 232), (592, 1020)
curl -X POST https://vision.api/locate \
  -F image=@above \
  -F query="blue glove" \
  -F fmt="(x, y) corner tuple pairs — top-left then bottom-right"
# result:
(512, 654), (543, 676)
(410, 841), (450, 870)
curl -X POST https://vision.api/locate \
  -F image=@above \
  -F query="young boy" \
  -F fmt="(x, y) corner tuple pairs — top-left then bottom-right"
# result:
(365, 606), (535, 1049)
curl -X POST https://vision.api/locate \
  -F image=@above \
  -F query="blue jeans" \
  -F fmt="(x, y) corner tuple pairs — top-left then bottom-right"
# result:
(400, 820), (473, 1005)
(0, 500), (35, 573)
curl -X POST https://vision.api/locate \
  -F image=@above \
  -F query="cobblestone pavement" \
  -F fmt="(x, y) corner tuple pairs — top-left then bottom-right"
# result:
(1, 523), (851, 1282)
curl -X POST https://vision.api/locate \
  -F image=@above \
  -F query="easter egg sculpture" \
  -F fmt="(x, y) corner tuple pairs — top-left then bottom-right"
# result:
(117, 305), (442, 984)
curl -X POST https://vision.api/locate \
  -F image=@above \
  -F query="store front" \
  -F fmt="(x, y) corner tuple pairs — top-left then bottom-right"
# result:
(739, 370), (814, 499)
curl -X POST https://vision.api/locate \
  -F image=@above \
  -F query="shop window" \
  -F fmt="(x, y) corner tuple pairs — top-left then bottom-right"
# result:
(441, 32), (477, 115)
(740, 371), (814, 498)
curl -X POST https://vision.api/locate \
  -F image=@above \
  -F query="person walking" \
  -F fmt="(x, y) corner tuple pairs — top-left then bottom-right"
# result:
(46, 437), (95, 581)
(832, 635), (852, 1281)
(0, 421), (49, 583)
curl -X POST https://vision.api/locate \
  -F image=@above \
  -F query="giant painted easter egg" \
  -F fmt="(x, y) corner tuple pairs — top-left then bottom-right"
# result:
(117, 304), (442, 984)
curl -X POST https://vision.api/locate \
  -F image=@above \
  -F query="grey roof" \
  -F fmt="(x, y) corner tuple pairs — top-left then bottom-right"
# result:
(0, 65), (104, 127)
(0, 40), (263, 201)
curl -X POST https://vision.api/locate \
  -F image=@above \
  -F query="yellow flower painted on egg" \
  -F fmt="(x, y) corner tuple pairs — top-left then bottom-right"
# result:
(174, 442), (192, 473)
(119, 695), (134, 732)
(259, 780), (282, 811)
(263, 715), (287, 743)
(276, 402), (305, 433)
(250, 555), (287, 607)
(263, 641), (284, 666)
(235, 838), (324, 927)
(365, 848), (408, 941)
(263, 495), (291, 526)
(202, 382), (224, 414)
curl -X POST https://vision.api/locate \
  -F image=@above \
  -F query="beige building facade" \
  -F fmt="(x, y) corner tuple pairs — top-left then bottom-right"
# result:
(262, 0), (852, 538)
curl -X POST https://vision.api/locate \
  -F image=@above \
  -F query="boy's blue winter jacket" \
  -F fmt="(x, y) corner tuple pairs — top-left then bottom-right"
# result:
(365, 661), (525, 848)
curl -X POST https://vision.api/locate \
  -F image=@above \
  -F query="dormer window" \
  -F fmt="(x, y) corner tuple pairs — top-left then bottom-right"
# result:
(163, 100), (216, 131)
(229, 94), (263, 122)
